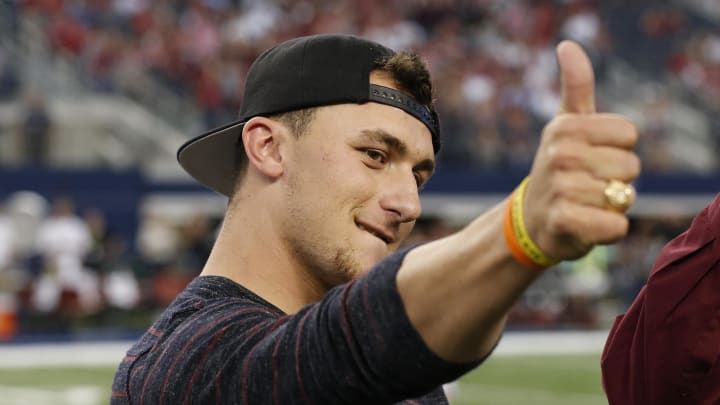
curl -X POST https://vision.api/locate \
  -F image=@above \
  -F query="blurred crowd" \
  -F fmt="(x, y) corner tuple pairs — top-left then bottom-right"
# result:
(0, 191), (217, 340)
(0, 190), (693, 340)
(617, 2), (720, 109)
(2, 0), (716, 172)
(0, 1), (718, 339)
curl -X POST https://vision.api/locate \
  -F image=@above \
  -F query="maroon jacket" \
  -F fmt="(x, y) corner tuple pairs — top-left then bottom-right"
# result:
(602, 193), (720, 404)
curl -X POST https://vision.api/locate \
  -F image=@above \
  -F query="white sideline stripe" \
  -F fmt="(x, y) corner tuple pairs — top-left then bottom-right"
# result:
(0, 385), (103, 405)
(0, 330), (608, 368)
(457, 382), (607, 405)
(0, 341), (135, 369)
(493, 330), (608, 356)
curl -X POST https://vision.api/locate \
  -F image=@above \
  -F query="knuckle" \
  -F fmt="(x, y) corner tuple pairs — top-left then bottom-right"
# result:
(597, 214), (629, 244)
(553, 219), (574, 237)
(558, 115), (585, 136)
(619, 216), (630, 235)
(546, 143), (581, 170)
(551, 175), (573, 201)
(615, 151), (641, 182)
(545, 115), (578, 140)
(609, 114), (639, 146)
(628, 153), (641, 179)
(625, 121), (639, 146)
(542, 118), (561, 142)
(607, 215), (630, 240)
(547, 202), (573, 235)
(552, 114), (572, 129)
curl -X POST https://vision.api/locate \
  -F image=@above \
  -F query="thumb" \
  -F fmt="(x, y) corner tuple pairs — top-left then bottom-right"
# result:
(557, 40), (596, 114)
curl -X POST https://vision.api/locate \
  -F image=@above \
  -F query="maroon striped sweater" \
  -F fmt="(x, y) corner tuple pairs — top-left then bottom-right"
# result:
(111, 247), (483, 404)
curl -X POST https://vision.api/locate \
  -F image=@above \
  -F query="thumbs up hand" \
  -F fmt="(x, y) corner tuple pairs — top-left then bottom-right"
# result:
(521, 41), (641, 261)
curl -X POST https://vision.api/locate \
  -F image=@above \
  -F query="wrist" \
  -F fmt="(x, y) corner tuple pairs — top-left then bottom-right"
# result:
(503, 177), (559, 270)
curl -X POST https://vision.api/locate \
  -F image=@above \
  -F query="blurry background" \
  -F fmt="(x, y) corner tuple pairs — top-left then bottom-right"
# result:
(0, 0), (717, 404)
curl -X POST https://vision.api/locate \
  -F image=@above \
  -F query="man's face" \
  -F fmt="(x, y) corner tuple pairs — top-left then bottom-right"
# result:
(277, 74), (436, 288)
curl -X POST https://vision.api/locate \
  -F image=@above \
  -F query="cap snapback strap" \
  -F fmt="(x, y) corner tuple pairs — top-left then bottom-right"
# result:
(368, 84), (440, 150)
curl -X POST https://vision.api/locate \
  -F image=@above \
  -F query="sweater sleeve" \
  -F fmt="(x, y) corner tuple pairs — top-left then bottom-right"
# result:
(232, 246), (485, 404)
(121, 246), (487, 405)
(601, 194), (720, 405)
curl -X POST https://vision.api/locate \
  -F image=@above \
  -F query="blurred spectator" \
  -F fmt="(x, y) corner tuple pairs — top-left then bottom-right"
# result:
(557, 245), (613, 327)
(638, 5), (686, 75)
(178, 1), (222, 64)
(0, 49), (20, 101)
(135, 212), (180, 273)
(607, 216), (690, 309)
(140, 213), (216, 307)
(176, 213), (215, 273)
(509, 267), (567, 327)
(1, 0), (20, 40)
(362, 4), (426, 50)
(496, 104), (538, 171)
(4, 191), (48, 262)
(0, 203), (15, 274)
(0, 293), (17, 341)
(83, 30), (123, 92)
(221, 2), (283, 45)
(83, 207), (112, 272)
(194, 62), (226, 129)
(20, 94), (53, 166)
(561, 0), (611, 80)
(95, 231), (140, 311)
(48, 13), (88, 56)
(21, 0), (64, 15)
(0, 201), (18, 341)
(32, 196), (99, 314)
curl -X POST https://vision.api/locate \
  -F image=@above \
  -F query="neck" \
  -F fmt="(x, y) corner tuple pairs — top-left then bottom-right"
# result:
(200, 197), (327, 314)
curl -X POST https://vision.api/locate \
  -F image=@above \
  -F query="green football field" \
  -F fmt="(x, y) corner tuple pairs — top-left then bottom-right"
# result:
(0, 354), (606, 404)
(455, 354), (606, 405)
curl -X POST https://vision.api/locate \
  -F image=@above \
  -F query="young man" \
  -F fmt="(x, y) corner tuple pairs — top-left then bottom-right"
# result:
(112, 34), (640, 404)
(602, 193), (720, 405)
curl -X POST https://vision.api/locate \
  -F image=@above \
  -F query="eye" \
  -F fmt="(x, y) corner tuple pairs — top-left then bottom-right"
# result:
(364, 149), (388, 165)
(414, 172), (425, 190)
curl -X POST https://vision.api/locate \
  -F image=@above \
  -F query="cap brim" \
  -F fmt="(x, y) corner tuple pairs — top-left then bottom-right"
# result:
(177, 120), (246, 197)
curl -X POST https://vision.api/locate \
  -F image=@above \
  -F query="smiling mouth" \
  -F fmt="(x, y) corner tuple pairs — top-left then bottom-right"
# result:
(357, 223), (392, 244)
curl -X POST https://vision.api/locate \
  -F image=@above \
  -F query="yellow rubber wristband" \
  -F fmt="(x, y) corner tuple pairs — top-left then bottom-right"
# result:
(511, 177), (559, 268)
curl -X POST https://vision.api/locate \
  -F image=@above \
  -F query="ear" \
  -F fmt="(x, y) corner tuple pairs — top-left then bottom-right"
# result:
(241, 117), (287, 179)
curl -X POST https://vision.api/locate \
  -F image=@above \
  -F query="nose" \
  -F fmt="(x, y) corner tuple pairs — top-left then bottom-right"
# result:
(379, 171), (422, 222)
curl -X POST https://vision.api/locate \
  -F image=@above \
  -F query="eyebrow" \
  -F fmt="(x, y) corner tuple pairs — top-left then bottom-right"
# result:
(359, 129), (436, 175)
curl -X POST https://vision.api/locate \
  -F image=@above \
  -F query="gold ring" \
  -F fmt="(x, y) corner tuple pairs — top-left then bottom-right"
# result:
(604, 180), (635, 212)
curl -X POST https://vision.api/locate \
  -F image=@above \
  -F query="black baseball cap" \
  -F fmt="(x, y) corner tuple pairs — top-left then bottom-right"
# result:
(177, 34), (441, 196)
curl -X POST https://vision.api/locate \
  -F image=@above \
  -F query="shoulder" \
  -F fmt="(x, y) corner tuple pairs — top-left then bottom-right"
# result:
(163, 276), (283, 333)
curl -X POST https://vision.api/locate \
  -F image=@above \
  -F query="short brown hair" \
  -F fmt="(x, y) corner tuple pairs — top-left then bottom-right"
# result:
(269, 108), (317, 139)
(375, 51), (434, 106)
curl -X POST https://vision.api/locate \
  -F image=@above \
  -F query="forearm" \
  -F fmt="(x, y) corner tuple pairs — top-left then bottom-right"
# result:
(397, 201), (542, 363)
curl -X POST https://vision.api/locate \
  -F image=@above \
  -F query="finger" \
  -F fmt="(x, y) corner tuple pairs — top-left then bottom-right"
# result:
(584, 147), (641, 183)
(557, 40), (596, 114)
(545, 114), (638, 149)
(548, 171), (612, 209)
(546, 142), (641, 182)
(550, 203), (630, 248)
